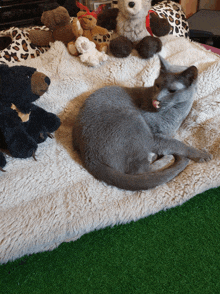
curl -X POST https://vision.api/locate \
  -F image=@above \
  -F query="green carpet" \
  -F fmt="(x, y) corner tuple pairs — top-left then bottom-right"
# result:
(1, 186), (220, 294)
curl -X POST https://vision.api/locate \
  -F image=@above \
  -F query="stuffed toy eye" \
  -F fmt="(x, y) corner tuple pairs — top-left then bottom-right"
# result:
(155, 83), (160, 89)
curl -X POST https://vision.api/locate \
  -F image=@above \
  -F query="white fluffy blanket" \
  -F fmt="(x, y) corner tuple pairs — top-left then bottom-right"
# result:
(1, 35), (220, 264)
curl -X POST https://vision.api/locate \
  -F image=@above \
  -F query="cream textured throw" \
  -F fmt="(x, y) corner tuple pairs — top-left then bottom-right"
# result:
(1, 35), (220, 264)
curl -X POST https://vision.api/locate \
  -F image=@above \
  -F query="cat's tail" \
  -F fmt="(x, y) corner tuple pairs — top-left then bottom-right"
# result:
(87, 155), (190, 191)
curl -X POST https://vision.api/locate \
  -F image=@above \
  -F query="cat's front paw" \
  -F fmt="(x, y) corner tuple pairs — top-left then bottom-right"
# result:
(190, 149), (213, 163)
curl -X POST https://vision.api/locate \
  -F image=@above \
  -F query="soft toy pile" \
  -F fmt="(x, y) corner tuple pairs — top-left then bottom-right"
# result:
(97, 0), (171, 59)
(28, 6), (82, 47)
(67, 2), (110, 56)
(0, 64), (61, 171)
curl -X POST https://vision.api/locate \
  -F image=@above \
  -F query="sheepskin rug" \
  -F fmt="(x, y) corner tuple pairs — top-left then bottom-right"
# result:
(1, 35), (220, 264)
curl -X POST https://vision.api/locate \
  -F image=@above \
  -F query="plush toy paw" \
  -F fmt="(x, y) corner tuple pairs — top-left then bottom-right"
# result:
(135, 36), (162, 59)
(29, 30), (54, 47)
(110, 36), (133, 58)
(26, 105), (61, 143)
(67, 41), (79, 56)
(96, 42), (108, 54)
(40, 112), (61, 134)
(6, 128), (38, 159)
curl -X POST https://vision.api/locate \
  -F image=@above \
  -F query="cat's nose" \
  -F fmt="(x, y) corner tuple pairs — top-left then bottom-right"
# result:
(128, 2), (135, 8)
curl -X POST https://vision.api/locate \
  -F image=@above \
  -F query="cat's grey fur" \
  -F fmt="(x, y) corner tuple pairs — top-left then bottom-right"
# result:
(73, 56), (212, 191)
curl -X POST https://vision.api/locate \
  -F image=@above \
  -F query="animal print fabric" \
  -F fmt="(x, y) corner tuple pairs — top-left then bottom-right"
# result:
(92, 31), (113, 44)
(0, 26), (50, 64)
(152, 0), (189, 37)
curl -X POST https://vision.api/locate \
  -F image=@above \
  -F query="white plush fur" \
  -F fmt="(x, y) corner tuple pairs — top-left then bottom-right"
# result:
(116, 0), (152, 43)
(0, 35), (220, 264)
(75, 36), (108, 67)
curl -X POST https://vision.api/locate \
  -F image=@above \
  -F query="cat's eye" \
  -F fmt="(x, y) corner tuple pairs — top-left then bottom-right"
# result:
(169, 89), (176, 93)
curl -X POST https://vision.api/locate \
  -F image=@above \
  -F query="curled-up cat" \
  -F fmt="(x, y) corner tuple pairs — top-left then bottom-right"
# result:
(72, 56), (212, 191)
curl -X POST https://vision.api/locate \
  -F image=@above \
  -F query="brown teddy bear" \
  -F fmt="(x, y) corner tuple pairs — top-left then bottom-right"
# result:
(29, 6), (82, 47)
(67, 2), (109, 56)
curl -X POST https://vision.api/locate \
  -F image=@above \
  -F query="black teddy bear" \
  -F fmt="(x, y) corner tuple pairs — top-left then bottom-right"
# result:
(0, 64), (61, 171)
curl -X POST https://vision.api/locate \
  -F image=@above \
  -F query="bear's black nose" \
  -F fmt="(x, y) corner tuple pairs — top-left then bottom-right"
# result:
(128, 1), (135, 8)
(45, 76), (50, 86)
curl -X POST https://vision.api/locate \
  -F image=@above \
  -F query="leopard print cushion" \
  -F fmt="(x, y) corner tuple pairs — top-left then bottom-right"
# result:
(152, 0), (189, 37)
(92, 31), (113, 44)
(0, 26), (50, 64)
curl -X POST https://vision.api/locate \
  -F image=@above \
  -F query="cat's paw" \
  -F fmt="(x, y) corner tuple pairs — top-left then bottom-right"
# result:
(150, 154), (175, 172)
(190, 149), (213, 163)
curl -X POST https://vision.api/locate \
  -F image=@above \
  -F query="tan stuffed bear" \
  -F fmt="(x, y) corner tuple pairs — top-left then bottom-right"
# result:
(29, 6), (83, 47)
(67, 2), (109, 56)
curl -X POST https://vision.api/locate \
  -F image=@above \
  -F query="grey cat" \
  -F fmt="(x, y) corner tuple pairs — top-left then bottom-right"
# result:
(72, 56), (212, 191)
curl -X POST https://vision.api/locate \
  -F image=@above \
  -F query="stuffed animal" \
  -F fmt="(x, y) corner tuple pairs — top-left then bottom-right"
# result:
(28, 6), (82, 47)
(97, 0), (171, 58)
(75, 36), (108, 67)
(67, 2), (109, 56)
(0, 64), (61, 171)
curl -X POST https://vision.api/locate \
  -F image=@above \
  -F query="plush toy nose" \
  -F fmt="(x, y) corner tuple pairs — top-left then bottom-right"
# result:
(31, 71), (51, 96)
(45, 76), (51, 86)
(128, 2), (135, 8)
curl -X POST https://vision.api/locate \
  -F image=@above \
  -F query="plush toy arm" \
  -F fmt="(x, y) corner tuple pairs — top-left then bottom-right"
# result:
(150, 13), (171, 37)
(0, 103), (37, 158)
(12, 98), (32, 115)
(3, 125), (37, 158)
(25, 104), (61, 143)
(72, 18), (83, 38)
(92, 26), (109, 36)
(0, 108), (37, 159)
(0, 105), (22, 127)
(29, 30), (54, 47)
(97, 8), (119, 31)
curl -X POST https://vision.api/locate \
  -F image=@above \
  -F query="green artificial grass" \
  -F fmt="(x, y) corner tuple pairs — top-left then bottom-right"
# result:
(1, 186), (220, 294)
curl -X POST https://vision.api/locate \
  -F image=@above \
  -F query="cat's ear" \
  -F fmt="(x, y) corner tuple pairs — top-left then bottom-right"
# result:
(158, 55), (170, 74)
(181, 66), (198, 87)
